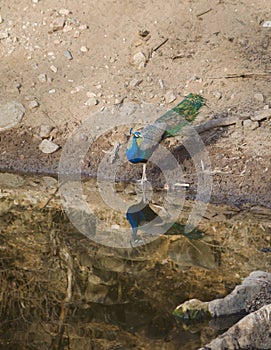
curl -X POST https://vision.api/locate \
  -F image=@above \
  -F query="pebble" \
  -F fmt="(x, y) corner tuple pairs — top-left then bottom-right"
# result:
(28, 100), (39, 109)
(38, 73), (47, 83)
(64, 50), (73, 60)
(0, 30), (8, 40)
(159, 79), (165, 89)
(0, 15), (3, 24)
(213, 90), (222, 100)
(165, 90), (177, 103)
(48, 89), (56, 94)
(74, 31), (80, 38)
(39, 139), (60, 154)
(243, 119), (259, 130)
(129, 78), (143, 87)
(254, 93), (264, 102)
(86, 91), (96, 98)
(85, 97), (98, 106)
(59, 9), (70, 16)
(50, 65), (58, 73)
(262, 21), (271, 28)
(251, 109), (271, 121)
(63, 24), (73, 32)
(133, 51), (146, 68)
(79, 24), (88, 30)
(80, 46), (88, 52)
(50, 17), (65, 32)
(40, 125), (54, 138)
(0, 101), (25, 131)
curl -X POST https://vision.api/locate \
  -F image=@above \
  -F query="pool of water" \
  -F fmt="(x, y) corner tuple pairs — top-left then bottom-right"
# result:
(0, 173), (270, 349)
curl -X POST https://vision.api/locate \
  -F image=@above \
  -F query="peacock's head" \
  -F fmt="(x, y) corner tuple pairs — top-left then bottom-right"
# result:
(129, 128), (142, 139)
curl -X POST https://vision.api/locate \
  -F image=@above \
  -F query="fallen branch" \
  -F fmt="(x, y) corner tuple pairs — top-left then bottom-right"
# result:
(195, 116), (239, 134)
(209, 72), (271, 79)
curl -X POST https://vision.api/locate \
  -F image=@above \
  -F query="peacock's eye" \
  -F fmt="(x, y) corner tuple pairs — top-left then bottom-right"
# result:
(134, 132), (141, 138)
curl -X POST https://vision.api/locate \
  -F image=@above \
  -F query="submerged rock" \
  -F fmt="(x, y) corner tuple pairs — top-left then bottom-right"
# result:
(174, 271), (271, 350)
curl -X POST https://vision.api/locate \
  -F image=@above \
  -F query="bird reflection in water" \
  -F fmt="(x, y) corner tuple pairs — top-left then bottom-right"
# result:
(126, 199), (203, 246)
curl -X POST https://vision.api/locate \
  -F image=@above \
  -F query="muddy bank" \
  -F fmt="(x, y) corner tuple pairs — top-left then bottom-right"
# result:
(1, 112), (271, 210)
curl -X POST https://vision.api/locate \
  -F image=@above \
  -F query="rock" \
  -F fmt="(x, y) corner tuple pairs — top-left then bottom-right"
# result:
(38, 73), (47, 83)
(64, 50), (73, 60)
(48, 89), (56, 94)
(50, 65), (58, 73)
(165, 90), (177, 103)
(80, 46), (88, 52)
(213, 90), (222, 100)
(262, 20), (271, 28)
(254, 93), (264, 102)
(199, 304), (271, 350)
(63, 24), (73, 32)
(39, 139), (60, 154)
(0, 101), (25, 132)
(28, 100), (39, 109)
(0, 15), (3, 24)
(59, 9), (70, 16)
(243, 119), (259, 130)
(0, 30), (8, 39)
(78, 24), (88, 30)
(86, 92), (97, 98)
(50, 17), (65, 32)
(133, 51), (146, 68)
(129, 78), (143, 87)
(251, 109), (271, 121)
(159, 79), (165, 89)
(85, 97), (98, 106)
(40, 125), (54, 138)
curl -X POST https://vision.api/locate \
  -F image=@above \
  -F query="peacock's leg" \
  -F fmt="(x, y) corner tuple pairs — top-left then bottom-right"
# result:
(141, 163), (147, 183)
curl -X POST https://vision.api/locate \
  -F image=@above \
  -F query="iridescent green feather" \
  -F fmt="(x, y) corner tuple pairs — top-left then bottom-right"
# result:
(155, 93), (205, 139)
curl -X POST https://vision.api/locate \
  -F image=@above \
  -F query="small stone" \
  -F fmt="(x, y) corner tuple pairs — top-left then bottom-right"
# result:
(86, 92), (96, 98)
(159, 79), (165, 89)
(32, 0), (40, 3)
(50, 17), (65, 32)
(165, 90), (177, 103)
(0, 30), (8, 39)
(79, 24), (88, 30)
(85, 97), (98, 106)
(0, 15), (3, 24)
(63, 24), (72, 32)
(129, 78), (143, 87)
(213, 90), (222, 100)
(251, 109), (271, 121)
(48, 89), (56, 94)
(59, 9), (70, 16)
(50, 65), (58, 73)
(64, 50), (73, 60)
(40, 125), (54, 138)
(39, 139), (60, 154)
(254, 93), (264, 102)
(80, 46), (88, 52)
(133, 51), (146, 68)
(38, 73), (47, 83)
(74, 31), (80, 38)
(28, 100), (39, 109)
(243, 119), (259, 130)
(0, 101), (25, 131)
(262, 21), (271, 28)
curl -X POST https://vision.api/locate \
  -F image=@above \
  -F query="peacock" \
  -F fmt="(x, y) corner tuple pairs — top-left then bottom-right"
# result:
(126, 93), (205, 182)
(126, 200), (203, 244)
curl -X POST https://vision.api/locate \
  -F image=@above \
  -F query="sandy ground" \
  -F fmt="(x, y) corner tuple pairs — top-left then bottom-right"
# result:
(1, 0), (271, 208)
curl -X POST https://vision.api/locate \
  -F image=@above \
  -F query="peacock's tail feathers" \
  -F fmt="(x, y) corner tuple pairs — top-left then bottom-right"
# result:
(155, 93), (205, 139)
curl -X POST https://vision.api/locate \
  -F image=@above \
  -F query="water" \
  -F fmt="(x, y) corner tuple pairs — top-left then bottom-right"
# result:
(0, 173), (270, 349)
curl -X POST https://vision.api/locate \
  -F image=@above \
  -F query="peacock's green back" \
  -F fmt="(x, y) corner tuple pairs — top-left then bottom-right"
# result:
(155, 93), (205, 139)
